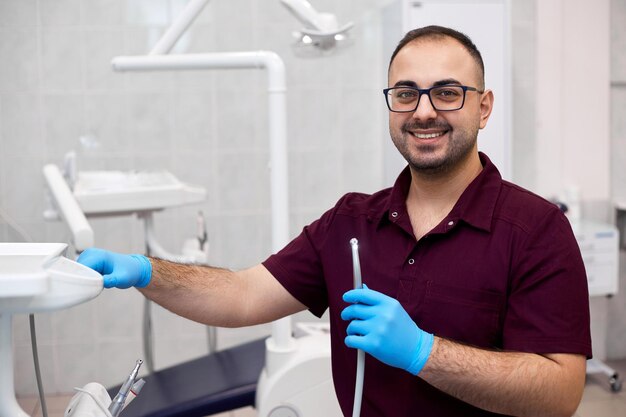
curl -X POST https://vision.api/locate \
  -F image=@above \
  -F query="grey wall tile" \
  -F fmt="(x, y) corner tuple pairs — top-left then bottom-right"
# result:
(84, 93), (131, 154)
(152, 334), (209, 370)
(216, 213), (272, 269)
(0, 0), (37, 27)
(215, 90), (266, 152)
(40, 0), (81, 27)
(5, 220), (48, 243)
(125, 93), (173, 152)
(41, 29), (84, 91)
(43, 94), (86, 159)
(342, 150), (383, 194)
(217, 324), (272, 350)
(54, 342), (98, 392)
(1, 93), (44, 156)
(1, 156), (45, 221)
(51, 302), (96, 344)
(13, 343), (55, 395)
(0, 30), (39, 92)
(95, 339), (144, 388)
(287, 87), (341, 151)
(124, 0), (168, 26)
(83, 30), (126, 92)
(174, 93), (216, 152)
(82, 0), (124, 26)
(12, 313), (54, 346)
(289, 149), (341, 210)
(340, 88), (383, 152)
(93, 289), (143, 340)
(216, 151), (271, 212)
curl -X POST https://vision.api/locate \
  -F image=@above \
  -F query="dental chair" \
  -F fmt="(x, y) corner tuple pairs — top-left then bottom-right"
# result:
(108, 339), (266, 417)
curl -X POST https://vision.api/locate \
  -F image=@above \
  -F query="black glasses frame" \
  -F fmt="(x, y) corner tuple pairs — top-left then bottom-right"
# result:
(382, 85), (482, 112)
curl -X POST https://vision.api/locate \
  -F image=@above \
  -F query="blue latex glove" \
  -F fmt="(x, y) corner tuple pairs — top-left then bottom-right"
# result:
(341, 285), (434, 375)
(77, 248), (152, 289)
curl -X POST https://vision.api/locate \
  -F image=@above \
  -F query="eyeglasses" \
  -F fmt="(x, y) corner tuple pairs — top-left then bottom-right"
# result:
(382, 85), (483, 112)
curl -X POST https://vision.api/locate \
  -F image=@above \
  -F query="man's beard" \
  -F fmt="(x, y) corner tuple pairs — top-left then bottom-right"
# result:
(390, 120), (479, 175)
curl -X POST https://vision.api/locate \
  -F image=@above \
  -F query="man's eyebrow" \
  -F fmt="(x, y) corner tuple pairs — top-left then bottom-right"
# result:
(432, 78), (462, 87)
(393, 80), (418, 87)
(392, 78), (463, 88)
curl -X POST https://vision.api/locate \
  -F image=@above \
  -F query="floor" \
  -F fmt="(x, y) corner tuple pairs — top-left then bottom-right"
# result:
(16, 360), (626, 417)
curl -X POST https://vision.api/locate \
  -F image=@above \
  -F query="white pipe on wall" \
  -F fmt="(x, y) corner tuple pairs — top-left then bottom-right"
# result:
(112, 51), (294, 352)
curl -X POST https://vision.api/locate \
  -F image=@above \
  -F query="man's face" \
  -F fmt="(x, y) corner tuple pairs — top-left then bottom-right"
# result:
(388, 37), (493, 174)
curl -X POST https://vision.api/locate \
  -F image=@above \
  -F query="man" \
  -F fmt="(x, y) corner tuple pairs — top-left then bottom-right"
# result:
(79, 26), (591, 417)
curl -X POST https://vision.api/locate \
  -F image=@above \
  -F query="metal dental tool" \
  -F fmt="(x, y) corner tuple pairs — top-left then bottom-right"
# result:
(108, 359), (143, 417)
(123, 378), (146, 410)
(350, 238), (365, 417)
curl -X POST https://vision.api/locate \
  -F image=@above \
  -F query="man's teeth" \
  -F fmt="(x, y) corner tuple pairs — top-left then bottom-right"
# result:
(411, 131), (446, 139)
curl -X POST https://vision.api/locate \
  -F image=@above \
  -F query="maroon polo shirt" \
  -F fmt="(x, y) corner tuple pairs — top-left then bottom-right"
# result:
(263, 153), (591, 417)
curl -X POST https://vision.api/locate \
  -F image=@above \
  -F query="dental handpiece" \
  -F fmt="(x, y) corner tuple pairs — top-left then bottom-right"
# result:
(350, 238), (363, 289)
(108, 359), (143, 417)
(349, 238), (364, 417)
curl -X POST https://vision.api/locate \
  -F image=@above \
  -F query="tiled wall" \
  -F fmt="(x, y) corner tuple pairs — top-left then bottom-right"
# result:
(3, 0), (386, 394)
(3, 0), (625, 397)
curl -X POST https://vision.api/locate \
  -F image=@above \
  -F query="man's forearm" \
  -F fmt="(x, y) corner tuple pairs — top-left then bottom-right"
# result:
(138, 258), (306, 328)
(419, 337), (586, 417)
(138, 257), (250, 327)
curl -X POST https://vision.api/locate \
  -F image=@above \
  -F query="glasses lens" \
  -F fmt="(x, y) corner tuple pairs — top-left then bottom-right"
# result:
(387, 88), (419, 112)
(430, 86), (464, 111)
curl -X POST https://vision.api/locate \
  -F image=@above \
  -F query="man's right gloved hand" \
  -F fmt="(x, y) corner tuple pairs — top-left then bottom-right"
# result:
(77, 248), (152, 289)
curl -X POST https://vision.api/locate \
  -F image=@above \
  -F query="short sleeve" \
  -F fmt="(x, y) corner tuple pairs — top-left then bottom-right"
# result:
(503, 208), (592, 357)
(262, 195), (348, 317)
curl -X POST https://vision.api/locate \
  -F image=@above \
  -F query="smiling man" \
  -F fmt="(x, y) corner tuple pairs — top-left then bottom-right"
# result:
(79, 26), (591, 417)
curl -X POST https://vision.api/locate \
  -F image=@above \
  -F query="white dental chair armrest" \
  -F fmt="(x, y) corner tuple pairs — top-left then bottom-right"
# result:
(43, 164), (94, 251)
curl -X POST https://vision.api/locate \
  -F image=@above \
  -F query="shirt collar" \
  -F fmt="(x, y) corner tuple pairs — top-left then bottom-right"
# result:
(380, 152), (502, 233)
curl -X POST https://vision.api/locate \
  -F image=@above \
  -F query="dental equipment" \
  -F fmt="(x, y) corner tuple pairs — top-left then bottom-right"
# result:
(109, 360), (144, 417)
(43, 164), (94, 251)
(0, 243), (103, 417)
(123, 378), (146, 410)
(102, 1), (342, 415)
(111, 0), (295, 371)
(350, 238), (365, 417)
(44, 157), (209, 374)
(280, 0), (354, 52)
(65, 372), (145, 417)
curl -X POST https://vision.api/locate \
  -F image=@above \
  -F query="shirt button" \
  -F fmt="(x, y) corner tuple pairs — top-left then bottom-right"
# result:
(391, 211), (398, 218)
(408, 258), (415, 265)
(448, 220), (454, 226)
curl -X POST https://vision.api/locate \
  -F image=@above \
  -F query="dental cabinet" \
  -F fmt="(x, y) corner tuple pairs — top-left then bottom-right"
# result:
(575, 221), (619, 297)
(575, 220), (621, 392)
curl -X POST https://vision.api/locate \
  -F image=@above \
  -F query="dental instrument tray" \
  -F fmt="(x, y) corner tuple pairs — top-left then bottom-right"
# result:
(0, 242), (103, 313)
(73, 170), (206, 215)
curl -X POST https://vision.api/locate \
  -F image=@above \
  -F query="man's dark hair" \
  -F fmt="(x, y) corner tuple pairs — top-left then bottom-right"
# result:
(389, 25), (485, 88)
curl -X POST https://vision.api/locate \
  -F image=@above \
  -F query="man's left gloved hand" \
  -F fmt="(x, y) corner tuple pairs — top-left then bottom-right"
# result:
(341, 285), (434, 375)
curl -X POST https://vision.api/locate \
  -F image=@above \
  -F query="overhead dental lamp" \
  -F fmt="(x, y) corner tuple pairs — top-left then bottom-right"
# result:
(280, 0), (354, 53)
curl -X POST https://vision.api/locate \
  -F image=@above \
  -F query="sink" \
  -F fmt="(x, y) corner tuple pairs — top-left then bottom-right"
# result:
(0, 243), (102, 314)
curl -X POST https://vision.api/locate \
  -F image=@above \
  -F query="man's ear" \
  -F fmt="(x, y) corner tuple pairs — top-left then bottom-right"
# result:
(479, 89), (494, 130)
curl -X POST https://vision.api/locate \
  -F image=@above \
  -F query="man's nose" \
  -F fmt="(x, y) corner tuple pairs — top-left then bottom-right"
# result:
(412, 93), (438, 120)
